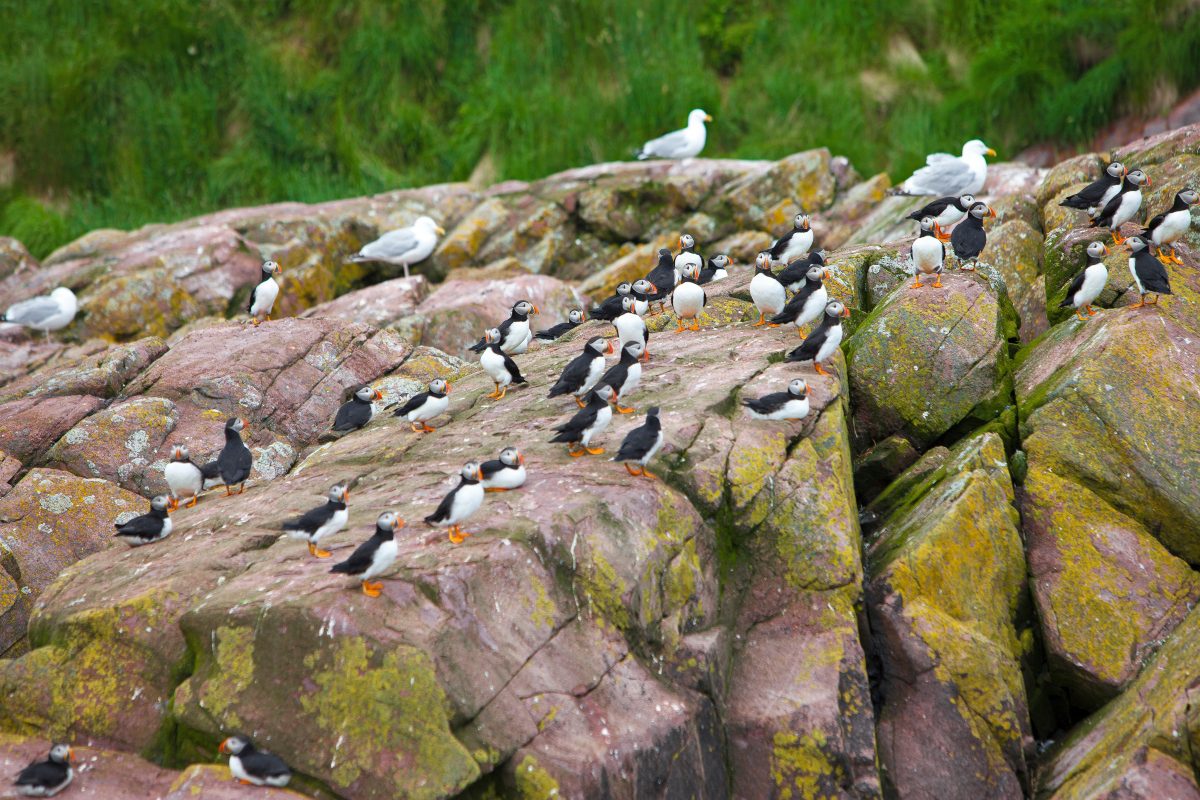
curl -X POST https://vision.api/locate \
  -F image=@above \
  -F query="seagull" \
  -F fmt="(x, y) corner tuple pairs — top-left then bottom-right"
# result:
(348, 216), (445, 279)
(3, 287), (78, 340)
(895, 140), (996, 196)
(635, 109), (712, 161)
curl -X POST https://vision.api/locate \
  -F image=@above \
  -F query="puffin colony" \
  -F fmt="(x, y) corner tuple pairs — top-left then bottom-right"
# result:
(5, 113), (1196, 792)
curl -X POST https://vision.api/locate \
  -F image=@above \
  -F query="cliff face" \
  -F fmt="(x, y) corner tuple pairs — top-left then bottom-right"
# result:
(0, 125), (1198, 799)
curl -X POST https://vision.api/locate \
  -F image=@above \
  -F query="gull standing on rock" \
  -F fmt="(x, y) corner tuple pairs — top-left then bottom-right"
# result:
(635, 109), (711, 161)
(348, 216), (445, 279)
(895, 139), (996, 196)
(3, 286), (77, 340)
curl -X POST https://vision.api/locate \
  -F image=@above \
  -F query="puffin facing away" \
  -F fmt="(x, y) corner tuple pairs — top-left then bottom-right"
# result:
(247, 261), (283, 326)
(393, 379), (451, 432)
(1091, 169), (1149, 243)
(590, 283), (633, 322)
(164, 444), (213, 509)
(13, 743), (74, 797)
(217, 417), (253, 495)
(599, 340), (645, 414)
(536, 309), (587, 341)
(670, 262), (707, 331)
(114, 495), (173, 546)
(1061, 162), (1126, 211)
(469, 300), (539, 354)
(479, 328), (527, 400)
(744, 378), (810, 421)
(550, 384), (616, 456)
(911, 216), (946, 288)
(218, 736), (292, 787)
(481, 447), (526, 492)
(348, 216), (444, 279)
(330, 385), (383, 435)
(950, 201), (995, 270)
(1059, 241), (1110, 321)
(425, 463), (484, 544)
(749, 252), (786, 326)
(1125, 235), (1172, 309)
(777, 250), (826, 292)
(905, 194), (975, 240)
(548, 336), (613, 407)
(613, 406), (663, 479)
(282, 483), (350, 558)
(330, 511), (403, 595)
(771, 264), (829, 337)
(785, 300), (850, 376)
(769, 213), (815, 265)
(1142, 188), (1198, 264)
(635, 109), (711, 160)
(643, 249), (678, 313)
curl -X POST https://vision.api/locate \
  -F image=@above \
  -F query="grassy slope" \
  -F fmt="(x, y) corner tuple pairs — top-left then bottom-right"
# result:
(1, 0), (1198, 257)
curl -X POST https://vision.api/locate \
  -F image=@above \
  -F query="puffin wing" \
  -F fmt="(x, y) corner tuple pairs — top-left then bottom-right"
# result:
(4, 295), (63, 326)
(906, 196), (953, 221)
(239, 750), (291, 780)
(282, 502), (334, 532)
(200, 460), (221, 481)
(785, 332), (824, 363)
(501, 351), (526, 384)
(549, 353), (591, 395)
(591, 294), (624, 320)
(550, 406), (596, 442)
(1142, 211), (1167, 236)
(1061, 177), (1110, 209)
(1137, 256), (1172, 293)
(1092, 191), (1123, 226)
(768, 230), (794, 259)
(1059, 269), (1089, 307)
(15, 760), (68, 787)
(331, 537), (380, 573)
(424, 486), (458, 524)
(246, 284), (259, 315)
(394, 391), (431, 417)
(535, 322), (570, 340)
(479, 458), (505, 480)
(904, 153), (973, 195)
(743, 390), (788, 415)
(615, 422), (658, 461)
(115, 513), (160, 536)
(332, 401), (369, 432)
(771, 285), (814, 322)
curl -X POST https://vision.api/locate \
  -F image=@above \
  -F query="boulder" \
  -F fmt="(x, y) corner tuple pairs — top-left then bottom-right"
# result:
(705, 148), (839, 231)
(984, 219), (1048, 342)
(299, 274), (428, 329)
(0, 337), (168, 402)
(0, 237), (38, 282)
(0, 394), (104, 464)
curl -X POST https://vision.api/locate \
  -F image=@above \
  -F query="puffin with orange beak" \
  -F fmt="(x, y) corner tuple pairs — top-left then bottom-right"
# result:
(1091, 169), (1149, 244)
(750, 252), (786, 326)
(613, 406), (663, 480)
(480, 328), (527, 400)
(535, 308), (587, 341)
(481, 446), (526, 492)
(1061, 162), (1126, 212)
(784, 300), (850, 376)
(282, 482), (350, 558)
(331, 511), (403, 596)
(218, 735), (292, 787)
(644, 248), (680, 314)
(329, 384), (384, 435)
(1059, 241), (1110, 321)
(771, 263), (830, 338)
(217, 417), (253, 495)
(164, 444), (214, 509)
(777, 250), (826, 292)
(613, 296), (651, 361)
(425, 462), (484, 544)
(469, 300), (539, 355)
(393, 378), (451, 432)
(14, 743), (75, 796)
(1125, 235), (1173, 308)
(114, 495), (173, 546)
(550, 384), (616, 456)
(247, 260), (282, 326)
(599, 341), (645, 414)
(768, 212), (815, 266)
(950, 201), (996, 271)
(549, 337), (613, 408)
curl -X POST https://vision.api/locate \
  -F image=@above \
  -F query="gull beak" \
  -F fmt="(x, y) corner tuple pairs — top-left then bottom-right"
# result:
(606, 340), (615, 354)
(705, 114), (713, 122)
(436, 226), (446, 235)
(373, 389), (383, 401)
(518, 453), (526, 465)
(840, 306), (852, 318)
(985, 148), (997, 157)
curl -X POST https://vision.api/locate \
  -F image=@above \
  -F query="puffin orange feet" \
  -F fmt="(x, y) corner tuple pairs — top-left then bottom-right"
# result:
(308, 542), (332, 559)
(813, 362), (830, 377)
(186, 496), (198, 508)
(448, 525), (470, 544)
(624, 463), (642, 477)
(585, 446), (605, 455)
(932, 277), (943, 288)
(912, 278), (923, 289)
(753, 313), (767, 327)
(484, 487), (510, 493)
(1086, 304), (1098, 317)
(574, 395), (587, 408)
(568, 445), (586, 457)
(1075, 308), (1089, 321)
(690, 320), (700, 331)
(361, 580), (383, 597)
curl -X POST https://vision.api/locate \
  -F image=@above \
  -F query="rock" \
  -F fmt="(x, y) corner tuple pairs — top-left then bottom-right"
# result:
(577, 242), (658, 297)
(80, 267), (205, 340)
(711, 230), (773, 262)
(0, 237), (37, 282)
(853, 434), (921, 504)
(300, 275), (429, 329)
(0, 449), (19, 497)
(867, 433), (1032, 800)
(984, 219), (1047, 341)
(0, 394), (105, 463)
(1023, 467), (1200, 710)
(706, 148), (839, 231)
(0, 469), (143, 656)
(846, 272), (1017, 451)
(1036, 152), (1107, 210)
(820, 172), (893, 249)
(0, 337), (167, 403)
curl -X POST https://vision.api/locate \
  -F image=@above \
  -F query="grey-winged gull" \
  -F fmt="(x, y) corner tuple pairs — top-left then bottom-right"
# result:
(349, 216), (444, 279)
(896, 139), (996, 196)
(635, 109), (712, 161)
(3, 286), (78, 339)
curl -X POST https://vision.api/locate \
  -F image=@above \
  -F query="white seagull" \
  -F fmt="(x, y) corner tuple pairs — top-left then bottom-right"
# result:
(3, 287), (78, 339)
(349, 216), (445, 279)
(635, 109), (712, 161)
(897, 139), (996, 196)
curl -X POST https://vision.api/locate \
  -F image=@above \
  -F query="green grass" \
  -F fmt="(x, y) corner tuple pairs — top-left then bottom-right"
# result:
(2, 0), (1198, 258)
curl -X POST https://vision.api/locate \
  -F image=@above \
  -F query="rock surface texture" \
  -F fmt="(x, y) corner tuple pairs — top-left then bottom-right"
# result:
(0, 126), (1198, 798)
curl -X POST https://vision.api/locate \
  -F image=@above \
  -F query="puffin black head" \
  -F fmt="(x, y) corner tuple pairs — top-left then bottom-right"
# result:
(590, 384), (618, 407)
(567, 309), (586, 324)
(261, 260), (282, 279)
(616, 282), (633, 296)
(825, 299), (851, 320)
(170, 445), (191, 462)
(353, 385), (383, 404)
(1125, 235), (1150, 253)
(376, 510), (403, 537)
(679, 234), (696, 251)
(499, 446), (524, 467)
(794, 213), (811, 231)
(1086, 241), (1110, 261)
(586, 336), (614, 356)
(226, 417), (248, 435)
(429, 378), (450, 396)
(219, 735), (251, 756)
(656, 248), (673, 265)
(328, 483), (350, 504)
(646, 406), (661, 418)
(47, 743), (74, 765)
(754, 252), (773, 273)
(956, 194), (976, 210)
(968, 201), (995, 220)
(1106, 161), (1127, 179)
(788, 378), (809, 398)
(1126, 169), (1149, 188)
(812, 250), (827, 265)
(620, 341), (645, 362)
(633, 278), (657, 296)
(461, 461), (483, 483)
(806, 265), (827, 284)
(513, 300), (539, 317)
(150, 495), (172, 515)
(484, 327), (502, 346)
(1178, 188), (1199, 207)
(918, 216), (937, 236)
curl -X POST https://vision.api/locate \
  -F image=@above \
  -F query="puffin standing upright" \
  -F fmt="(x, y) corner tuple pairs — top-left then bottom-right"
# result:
(906, 193), (975, 240)
(613, 296), (650, 360)
(771, 264), (829, 338)
(247, 261), (282, 326)
(393, 379), (451, 432)
(218, 736), (292, 788)
(1061, 162), (1126, 212)
(425, 463), (484, 544)
(13, 743), (74, 797)
(590, 282), (633, 321)
(535, 309), (587, 341)
(469, 300), (539, 354)
(674, 234), (703, 285)
(114, 495), (173, 546)
(164, 445), (216, 509)
(281, 483), (350, 558)
(630, 278), (656, 316)
(911, 216), (946, 288)
(1142, 188), (1198, 264)
(217, 417), (253, 495)
(1059, 241), (1110, 321)
(744, 378), (810, 421)
(550, 384), (617, 456)
(599, 341), (645, 414)
(1125, 235), (1173, 308)
(769, 213), (815, 265)
(785, 300), (850, 376)
(612, 406), (664, 479)
(950, 201), (995, 270)
(479, 329), (527, 400)
(643, 249), (678, 314)
(330, 511), (403, 595)
(481, 447), (526, 492)
(1091, 169), (1149, 243)
(671, 262), (707, 331)
(330, 385), (383, 435)
(548, 336), (613, 407)
(749, 252), (786, 326)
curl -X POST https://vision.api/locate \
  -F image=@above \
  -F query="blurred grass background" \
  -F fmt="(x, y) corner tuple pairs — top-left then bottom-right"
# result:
(2, 0), (1198, 257)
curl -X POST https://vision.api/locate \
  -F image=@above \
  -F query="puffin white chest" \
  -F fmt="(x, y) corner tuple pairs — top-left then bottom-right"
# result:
(797, 286), (830, 328)
(778, 229), (814, 263)
(750, 274), (786, 314)
(480, 348), (513, 385)
(615, 361), (642, 396)
(1155, 210), (1192, 245)
(672, 283), (706, 318)
(485, 465), (527, 490)
(502, 320), (532, 354)
(1128, 256), (1144, 293)
(816, 324), (844, 364)
(250, 278), (280, 317)
(1111, 190), (1142, 228)
(409, 393), (449, 421)
(934, 206), (967, 229)
(164, 461), (202, 497)
(448, 482), (484, 525)
(582, 405), (613, 446)
(615, 313), (646, 346)
(579, 356), (606, 395)
(912, 237), (943, 274)
(313, 508), (349, 543)
(362, 539), (399, 581)
(1076, 264), (1108, 307)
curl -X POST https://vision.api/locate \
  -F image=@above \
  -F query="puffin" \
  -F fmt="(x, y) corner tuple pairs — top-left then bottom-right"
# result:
(911, 216), (946, 288)
(744, 378), (810, 421)
(548, 336), (613, 408)
(164, 445), (219, 509)
(643, 249), (679, 314)
(1142, 188), (1198, 264)
(550, 384), (617, 456)
(480, 328), (527, 400)
(635, 109), (711, 160)
(481, 447), (526, 492)
(469, 300), (539, 354)
(950, 201), (995, 270)
(218, 736), (292, 787)
(698, 254), (731, 284)
(671, 262), (707, 331)
(600, 341), (645, 414)
(784, 300), (850, 376)
(13, 743), (74, 797)
(330, 385), (383, 435)
(393, 379), (451, 432)
(347, 216), (444, 279)
(114, 495), (173, 546)
(590, 283), (633, 322)
(281, 483), (349, 558)
(630, 278), (656, 316)
(1091, 169), (1149, 243)
(905, 194), (975, 240)
(613, 296), (650, 360)
(1059, 241), (1110, 321)
(1125, 235), (1172, 308)
(768, 213), (815, 265)
(612, 406), (663, 479)
(749, 252), (786, 326)
(1061, 161), (1127, 212)
(247, 261), (283, 326)
(674, 234), (703, 285)
(535, 309), (587, 341)
(777, 250), (826, 292)
(770, 264), (829, 337)
(424, 463), (484, 544)
(330, 511), (403, 595)
(217, 417), (253, 495)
